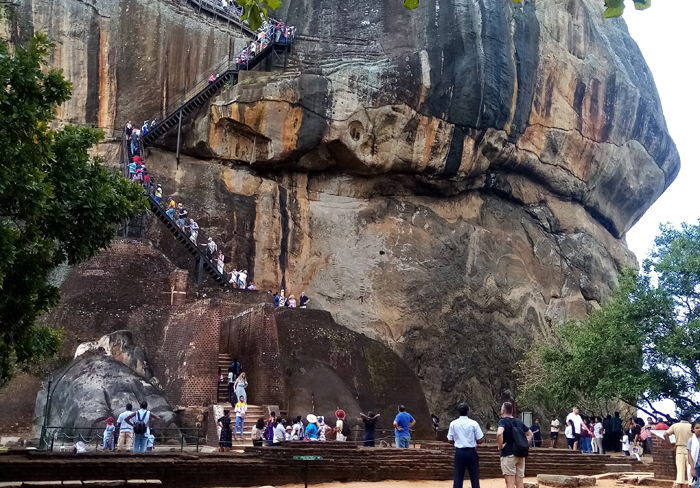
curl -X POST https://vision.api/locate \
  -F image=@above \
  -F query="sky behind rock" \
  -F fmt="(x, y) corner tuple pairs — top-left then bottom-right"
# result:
(625, 0), (699, 416)
(625, 0), (699, 266)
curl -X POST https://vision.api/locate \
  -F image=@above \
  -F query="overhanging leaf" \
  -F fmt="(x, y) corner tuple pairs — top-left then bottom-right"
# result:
(248, 4), (262, 30)
(403, 0), (419, 9)
(266, 0), (281, 10)
(634, 0), (651, 10)
(604, 0), (625, 18)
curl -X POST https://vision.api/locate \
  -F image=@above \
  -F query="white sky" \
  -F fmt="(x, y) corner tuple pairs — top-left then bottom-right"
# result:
(616, 1), (699, 417)
(624, 0), (700, 266)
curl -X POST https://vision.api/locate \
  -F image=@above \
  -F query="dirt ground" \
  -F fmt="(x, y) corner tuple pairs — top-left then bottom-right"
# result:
(220, 477), (662, 488)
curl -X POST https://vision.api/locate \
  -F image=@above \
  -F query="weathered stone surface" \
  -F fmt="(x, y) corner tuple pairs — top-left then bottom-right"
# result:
(577, 477), (597, 487)
(33, 353), (179, 435)
(538, 475), (583, 488)
(75, 330), (156, 384)
(8, 0), (679, 426)
(524, 482), (540, 488)
(5, 0), (250, 130)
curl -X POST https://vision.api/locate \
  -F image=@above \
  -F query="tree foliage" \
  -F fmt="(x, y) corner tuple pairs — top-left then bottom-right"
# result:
(402, 0), (651, 19)
(0, 33), (147, 386)
(517, 220), (700, 418)
(235, 0), (280, 31)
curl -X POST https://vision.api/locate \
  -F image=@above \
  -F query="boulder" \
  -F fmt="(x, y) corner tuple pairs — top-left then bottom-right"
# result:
(75, 330), (156, 384)
(34, 353), (179, 437)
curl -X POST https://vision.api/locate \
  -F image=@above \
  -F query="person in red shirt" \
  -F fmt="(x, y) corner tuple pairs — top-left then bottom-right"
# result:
(656, 418), (670, 430)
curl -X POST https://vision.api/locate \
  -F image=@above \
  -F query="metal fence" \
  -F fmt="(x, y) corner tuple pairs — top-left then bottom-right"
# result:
(40, 426), (201, 452)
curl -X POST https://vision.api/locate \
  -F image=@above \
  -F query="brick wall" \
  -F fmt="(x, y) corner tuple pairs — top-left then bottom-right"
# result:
(221, 305), (286, 407)
(653, 434), (677, 480)
(39, 239), (274, 410)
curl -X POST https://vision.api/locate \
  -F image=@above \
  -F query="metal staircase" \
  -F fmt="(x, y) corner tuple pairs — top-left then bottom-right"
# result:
(147, 195), (232, 287)
(142, 39), (290, 147)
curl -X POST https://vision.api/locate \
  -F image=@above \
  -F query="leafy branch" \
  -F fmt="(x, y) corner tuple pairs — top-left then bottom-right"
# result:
(403, 0), (652, 18)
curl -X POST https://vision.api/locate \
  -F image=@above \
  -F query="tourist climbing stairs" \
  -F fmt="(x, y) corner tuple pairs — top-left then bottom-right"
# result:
(142, 38), (290, 146)
(147, 195), (231, 288)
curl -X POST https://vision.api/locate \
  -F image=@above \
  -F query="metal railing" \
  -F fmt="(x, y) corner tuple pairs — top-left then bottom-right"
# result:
(184, 0), (253, 34)
(41, 426), (201, 452)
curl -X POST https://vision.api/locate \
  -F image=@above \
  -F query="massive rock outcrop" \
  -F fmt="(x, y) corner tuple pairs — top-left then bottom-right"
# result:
(8, 0), (679, 423)
(144, 0), (679, 421)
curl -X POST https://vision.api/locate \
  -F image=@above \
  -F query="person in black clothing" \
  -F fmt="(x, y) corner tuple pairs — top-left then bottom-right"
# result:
(603, 415), (612, 453)
(217, 410), (233, 452)
(230, 359), (241, 378)
(299, 292), (310, 308)
(497, 402), (532, 488)
(360, 411), (380, 447)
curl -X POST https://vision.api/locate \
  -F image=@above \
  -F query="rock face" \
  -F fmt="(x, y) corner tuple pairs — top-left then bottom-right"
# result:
(34, 353), (179, 436)
(14, 0), (679, 423)
(75, 330), (157, 384)
(6, 0), (250, 129)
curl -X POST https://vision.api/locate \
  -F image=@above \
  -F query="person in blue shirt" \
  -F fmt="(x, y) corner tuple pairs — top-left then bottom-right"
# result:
(448, 403), (484, 488)
(393, 405), (416, 449)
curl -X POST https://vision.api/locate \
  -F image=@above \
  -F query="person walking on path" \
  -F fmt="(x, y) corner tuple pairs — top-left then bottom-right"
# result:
(217, 410), (233, 452)
(448, 402), (484, 488)
(103, 417), (115, 451)
(234, 396), (247, 440)
(360, 411), (380, 447)
(611, 412), (623, 452)
(530, 419), (542, 448)
(393, 405), (416, 449)
(116, 403), (134, 452)
(666, 414), (693, 488)
(550, 416), (560, 448)
(125, 401), (160, 454)
(233, 372), (248, 403)
(686, 421), (700, 485)
(497, 402), (532, 488)
(188, 219), (199, 244)
(566, 407), (583, 451)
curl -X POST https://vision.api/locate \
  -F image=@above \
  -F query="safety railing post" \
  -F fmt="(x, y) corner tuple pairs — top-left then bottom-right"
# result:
(196, 427), (200, 452)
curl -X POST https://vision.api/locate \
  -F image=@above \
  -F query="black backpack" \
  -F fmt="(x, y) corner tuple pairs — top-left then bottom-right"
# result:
(508, 418), (530, 457)
(133, 411), (148, 435)
(341, 420), (351, 438)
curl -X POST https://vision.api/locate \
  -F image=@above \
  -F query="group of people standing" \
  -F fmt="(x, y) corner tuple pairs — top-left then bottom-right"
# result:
(273, 289), (309, 308)
(99, 402), (160, 454)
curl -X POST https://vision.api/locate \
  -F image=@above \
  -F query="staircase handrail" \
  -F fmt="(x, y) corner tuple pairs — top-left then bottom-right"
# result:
(143, 34), (284, 144)
(145, 57), (233, 130)
(147, 194), (233, 287)
(184, 0), (256, 35)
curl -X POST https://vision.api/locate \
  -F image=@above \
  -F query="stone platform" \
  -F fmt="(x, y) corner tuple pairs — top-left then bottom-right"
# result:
(0, 443), (642, 488)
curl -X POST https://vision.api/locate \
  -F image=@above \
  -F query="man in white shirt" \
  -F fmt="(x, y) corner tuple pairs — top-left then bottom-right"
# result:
(566, 407), (583, 451)
(448, 403), (485, 488)
(116, 403), (134, 451)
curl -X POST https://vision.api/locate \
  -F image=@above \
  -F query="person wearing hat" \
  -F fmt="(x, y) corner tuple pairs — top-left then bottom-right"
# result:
(335, 410), (348, 442)
(305, 414), (319, 441)
(103, 417), (116, 451)
(166, 198), (176, 220)
(288, 295), (297, 308)
(154, 184), (163, 204)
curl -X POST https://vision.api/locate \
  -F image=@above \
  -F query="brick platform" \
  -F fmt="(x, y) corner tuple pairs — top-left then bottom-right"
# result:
(0, 442), (642, 488)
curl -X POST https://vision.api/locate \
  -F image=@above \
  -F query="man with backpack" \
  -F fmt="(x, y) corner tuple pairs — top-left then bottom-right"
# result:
(335, 409), (351, 441)
(125, 401), (160, 454)
(497, 402), (532, 488)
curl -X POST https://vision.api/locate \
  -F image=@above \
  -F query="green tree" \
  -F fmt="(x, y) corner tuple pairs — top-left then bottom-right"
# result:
(235, 0), (280, 30)
(517, 220), (700, 418)
(0, 33), (147, 386)
(403, 0), (651, 18)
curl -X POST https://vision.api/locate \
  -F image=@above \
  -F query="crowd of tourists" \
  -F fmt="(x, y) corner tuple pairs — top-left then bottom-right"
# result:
(550, 408), (670, 459)
(271, 289), (310, 308)
(217, 403), (415, 450)
(234, 19), (295, 71)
